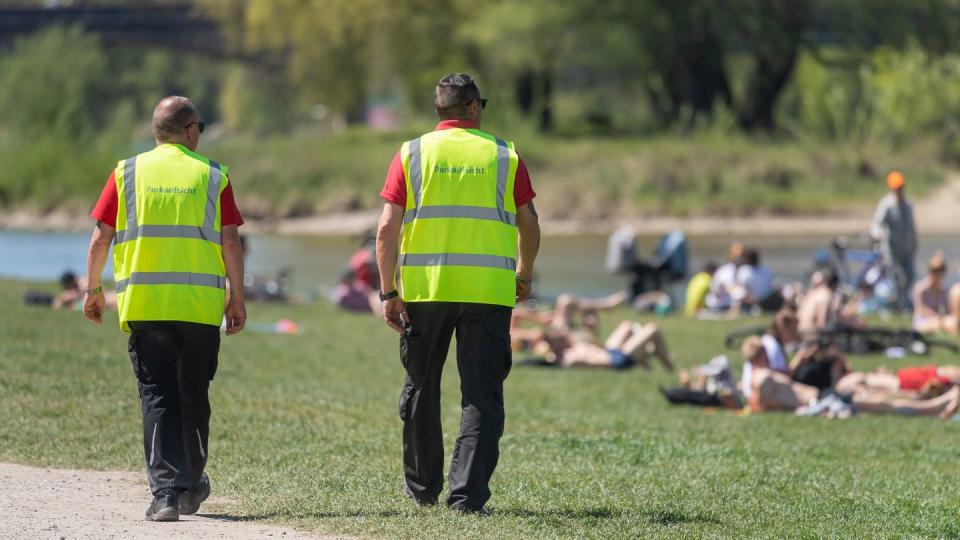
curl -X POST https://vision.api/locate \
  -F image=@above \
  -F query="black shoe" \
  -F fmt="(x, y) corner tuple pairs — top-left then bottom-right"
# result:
(145, 490), (179, 522)
(180, 473), (211, 515)
(450, 503), (491, 516)
(402, 484), (437, 507)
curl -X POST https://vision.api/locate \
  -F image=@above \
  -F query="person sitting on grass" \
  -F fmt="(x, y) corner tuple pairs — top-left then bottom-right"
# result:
(739, 309), (848, 400)
(685, 261), (718, 317)
(912, 251), (951, 334)
(741, 336), (960, 418)
(797, 268), (863, 337)
(705, 242), (744, 313)
(731, 248), (783, 314)
(330, 270), (380, 315)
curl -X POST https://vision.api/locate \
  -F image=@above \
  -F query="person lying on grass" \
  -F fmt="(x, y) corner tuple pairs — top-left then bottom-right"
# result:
(513, 314), (674, 370)
(740, 336), (960, 419)
(834, 364), (960, 398)
(665, 355), (744, 409)
(511, 291), (626, 351)
(739, 309), (851, 404)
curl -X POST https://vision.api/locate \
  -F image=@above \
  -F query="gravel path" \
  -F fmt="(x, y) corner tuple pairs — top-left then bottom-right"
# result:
(0, 463), (328, 539)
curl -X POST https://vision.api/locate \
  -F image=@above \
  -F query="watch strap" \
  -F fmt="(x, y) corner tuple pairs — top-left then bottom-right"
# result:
(379, 289), (399, 302)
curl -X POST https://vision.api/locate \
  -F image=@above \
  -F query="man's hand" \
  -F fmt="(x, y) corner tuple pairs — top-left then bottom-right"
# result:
(83, 291), (105, 324)
(516, 276), (533, 302)
(383, 297), (408, 333)
(225, 298), (246, 335)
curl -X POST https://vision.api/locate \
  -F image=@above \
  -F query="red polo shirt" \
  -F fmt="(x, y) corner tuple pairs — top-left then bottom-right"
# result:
(379, 120), (536, 208)
(90, 170), (244, 228)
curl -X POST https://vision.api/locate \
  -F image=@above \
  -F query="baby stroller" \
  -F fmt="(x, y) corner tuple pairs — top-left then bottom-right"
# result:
(606, 227), (688, 300)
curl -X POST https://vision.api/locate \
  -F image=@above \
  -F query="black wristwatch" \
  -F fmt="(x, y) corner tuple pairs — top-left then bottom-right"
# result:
(379, 289), (399, 302)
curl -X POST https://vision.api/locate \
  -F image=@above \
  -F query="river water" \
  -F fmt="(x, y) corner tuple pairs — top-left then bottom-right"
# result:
(2, 230), (958, 297)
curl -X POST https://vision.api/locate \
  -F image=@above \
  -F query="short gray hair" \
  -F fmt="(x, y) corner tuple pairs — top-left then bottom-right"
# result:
(152, 96), (199, 142)
(435, 73), (481, 120)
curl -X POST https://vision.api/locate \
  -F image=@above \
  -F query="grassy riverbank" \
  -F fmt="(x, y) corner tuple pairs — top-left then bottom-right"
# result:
(2, 278), (960, 537)
(2, 128), (949, 223)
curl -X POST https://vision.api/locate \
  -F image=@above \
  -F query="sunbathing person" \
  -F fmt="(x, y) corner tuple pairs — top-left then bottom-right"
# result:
(705, 242), (744, 313)
(834, 364), (960, 398)
(741, 337), (960, 418)
(562, 321), (673, 370)
(685, 261), (718, 317)
(666, 355), (743, 409)
(512, 290), (627, 339)
(515, 319), (673, 371)
(554, 291), (627, 328)
(912, 252), (952, 334)
(739, 309), (849, 401)
(797, 268), (863, 336)
(731, 248), (783, 314)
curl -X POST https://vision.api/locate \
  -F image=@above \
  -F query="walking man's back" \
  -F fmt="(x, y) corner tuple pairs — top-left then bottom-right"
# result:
(375, 73), (541, 513)
(83, 96), (247, 521)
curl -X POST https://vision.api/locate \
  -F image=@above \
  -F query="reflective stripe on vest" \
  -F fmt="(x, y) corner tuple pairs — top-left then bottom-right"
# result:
(115, 271), (226, 294)
(400, 253), (516, 271)
(114, 159), (224, 246)
(402, 136), (516, 227)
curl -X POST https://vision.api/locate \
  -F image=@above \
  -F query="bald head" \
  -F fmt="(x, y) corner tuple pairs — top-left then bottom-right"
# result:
(152, 96), (200, 145)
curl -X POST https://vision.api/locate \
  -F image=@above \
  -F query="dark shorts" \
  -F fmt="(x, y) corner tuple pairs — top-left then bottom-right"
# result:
(607, 349), (634, 369)
(793, 360), (834, 390)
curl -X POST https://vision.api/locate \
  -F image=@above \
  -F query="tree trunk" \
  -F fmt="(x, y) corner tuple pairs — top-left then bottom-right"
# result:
(646, 4), (732, 126)
(737, 47), (798, 131)
(514, 68), (554, 132)
(737, 0), (809, 131)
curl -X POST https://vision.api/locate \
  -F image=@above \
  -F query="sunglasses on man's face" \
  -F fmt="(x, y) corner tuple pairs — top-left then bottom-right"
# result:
(477, 98), (488, 110)
(184, 121), (205, 134)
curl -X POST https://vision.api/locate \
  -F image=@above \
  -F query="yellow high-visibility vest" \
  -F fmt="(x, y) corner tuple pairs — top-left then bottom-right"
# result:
(399, 127), (519, 307)
(112, 144), (228, 332)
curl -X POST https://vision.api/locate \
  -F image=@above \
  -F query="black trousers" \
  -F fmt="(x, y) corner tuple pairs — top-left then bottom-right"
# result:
(399, 302), (512, 511)
(128, 321), (220, 495)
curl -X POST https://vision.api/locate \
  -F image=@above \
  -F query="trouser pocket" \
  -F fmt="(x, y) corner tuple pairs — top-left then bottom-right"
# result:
(399, 332), (425, 378)
(128, 333), (142, 380)
(398, 381), (416, 422)
(484, 318), (513, 382)
(398, 332), (425, 421)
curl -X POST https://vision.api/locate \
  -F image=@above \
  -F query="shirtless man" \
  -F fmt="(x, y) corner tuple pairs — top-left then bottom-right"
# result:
(797, 268), (862, 336)
(741, 337), (959, 418)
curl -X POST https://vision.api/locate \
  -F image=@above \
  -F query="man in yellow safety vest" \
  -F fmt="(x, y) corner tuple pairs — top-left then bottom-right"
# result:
(376, 73), (541, 514)
(84, 96), (247, 522)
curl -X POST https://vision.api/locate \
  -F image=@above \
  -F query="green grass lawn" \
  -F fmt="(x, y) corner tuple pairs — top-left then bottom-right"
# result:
(2, 278), (959, 538)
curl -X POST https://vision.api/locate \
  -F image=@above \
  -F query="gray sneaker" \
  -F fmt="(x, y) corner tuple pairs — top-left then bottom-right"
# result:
(180, 473), (211, 515)
(145, 490), (179, 522)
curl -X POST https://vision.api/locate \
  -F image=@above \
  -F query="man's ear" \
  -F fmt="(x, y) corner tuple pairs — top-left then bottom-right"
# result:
(468, 100), (481, 120)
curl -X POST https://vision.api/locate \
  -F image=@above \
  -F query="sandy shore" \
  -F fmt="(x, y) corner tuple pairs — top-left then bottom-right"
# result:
(4, 176), (958, 236)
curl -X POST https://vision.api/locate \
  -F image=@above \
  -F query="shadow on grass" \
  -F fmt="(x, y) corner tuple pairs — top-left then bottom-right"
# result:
(643, 509), (721, 526)
(199, 510), (405, 521)
(200, 507), (720, 526)
(500, 507), (720, 526)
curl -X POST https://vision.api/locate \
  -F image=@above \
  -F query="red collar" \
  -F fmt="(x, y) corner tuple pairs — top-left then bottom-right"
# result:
(435, 119), (479, 130)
